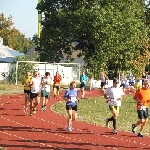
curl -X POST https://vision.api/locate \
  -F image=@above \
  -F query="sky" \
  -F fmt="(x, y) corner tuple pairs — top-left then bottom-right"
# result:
(0, 0), (38, 38)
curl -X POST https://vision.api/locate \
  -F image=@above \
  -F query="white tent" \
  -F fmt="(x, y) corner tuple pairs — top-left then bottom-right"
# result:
(0, 37), (24, 58)
(0, 44), (24, 58)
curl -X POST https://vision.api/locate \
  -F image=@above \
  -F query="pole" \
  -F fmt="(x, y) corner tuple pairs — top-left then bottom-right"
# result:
(15, 61), (18, 85)
(38, 0), (42, 39)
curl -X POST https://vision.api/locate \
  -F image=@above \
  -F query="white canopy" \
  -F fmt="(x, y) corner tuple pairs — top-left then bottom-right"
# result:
(0, 44), (24, 58)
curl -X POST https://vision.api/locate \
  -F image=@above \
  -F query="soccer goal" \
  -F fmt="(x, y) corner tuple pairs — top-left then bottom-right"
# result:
(15, 61), (81, 85)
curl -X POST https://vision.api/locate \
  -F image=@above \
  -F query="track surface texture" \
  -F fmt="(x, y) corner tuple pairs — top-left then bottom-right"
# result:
(0, 89), (150, 150)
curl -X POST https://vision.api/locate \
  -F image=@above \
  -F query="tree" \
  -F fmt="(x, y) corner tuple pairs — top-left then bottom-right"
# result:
(36, 0), (149, 78)
(0, 13), (35, 54)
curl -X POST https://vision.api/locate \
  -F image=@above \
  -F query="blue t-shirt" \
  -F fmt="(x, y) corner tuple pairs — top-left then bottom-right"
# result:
(64, 88), (78, 106)
(80, 75), (88, 85)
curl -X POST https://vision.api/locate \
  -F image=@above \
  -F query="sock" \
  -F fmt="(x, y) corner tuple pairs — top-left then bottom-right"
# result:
(108, 116), (113, 122)
(113, 118), (117, 130)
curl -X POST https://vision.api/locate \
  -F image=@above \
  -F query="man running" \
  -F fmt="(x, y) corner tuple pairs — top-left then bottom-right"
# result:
(29, 71), (41, 116)
(132, 79), (150, 137)
(80, 71), (88, 98)
(120, 72), (126, 93)
(53, 71), (62, 99)
(22, 71), (31, 110)
(103, 78), (124, 134)
(41, 72), (53, 111)
(64, 81), (78, 132)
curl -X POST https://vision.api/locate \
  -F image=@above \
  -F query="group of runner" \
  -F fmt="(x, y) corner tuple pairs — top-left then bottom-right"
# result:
(22, 70), (150, 137)
(22, 70), (62, 116)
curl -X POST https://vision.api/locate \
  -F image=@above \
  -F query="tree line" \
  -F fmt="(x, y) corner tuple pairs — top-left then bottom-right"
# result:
(36, 0), (150, 78)
(0, 13), (37, 54)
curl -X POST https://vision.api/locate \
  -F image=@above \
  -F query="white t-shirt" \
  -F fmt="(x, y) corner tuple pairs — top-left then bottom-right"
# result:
(120, 76), (126, 84)
(41, 77), (52, 92)
(105, 86), (124, 106)
(31, 77), (41, 93)
(100, 75), (105, 82)
(147, 75), (150, 80)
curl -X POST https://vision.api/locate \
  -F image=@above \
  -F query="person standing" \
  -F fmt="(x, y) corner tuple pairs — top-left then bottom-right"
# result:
(53, 71), (62, 99)
(41, 72), (53, 111)
(29, 71), (41, 116)
(80, 71), (88, 98)
(64, 81), (78, 131)
(103, 78), (124, 134)
(132, 79), (150, 137)
(22, 71), (31, 110)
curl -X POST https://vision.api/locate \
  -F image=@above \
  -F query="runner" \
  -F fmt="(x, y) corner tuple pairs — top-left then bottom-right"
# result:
(103, 78), (124, 134)
(53, 71), (62, 99)
(22, 71), (31, 110)
(132, 79), (150, 137)
(41, 72), (53, 111)
(128, 72), (135, 94)
(64, 81), (78, 131)
(120, 72), (126, 93)
(80, 71), (88, 98)
(100, 72), (106, 91)
(141, 72), (147, 86)
(29, 71), (41, 116)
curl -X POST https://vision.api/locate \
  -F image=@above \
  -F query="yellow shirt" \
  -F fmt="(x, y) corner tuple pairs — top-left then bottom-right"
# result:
(135, 82), (141, 91)
(23, 77), (31, 90)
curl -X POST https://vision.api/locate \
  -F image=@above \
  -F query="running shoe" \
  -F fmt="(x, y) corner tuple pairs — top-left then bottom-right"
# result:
(137, 133), (144, 138)
(29, 113), (32, 116)
(33, 108), (37, 114)
(132, 124), (136, 133)
(66, 126), (72, 132)
(113, 129), (118, 134)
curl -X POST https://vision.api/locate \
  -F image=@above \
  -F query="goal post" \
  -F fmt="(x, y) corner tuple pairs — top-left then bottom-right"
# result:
(15, 61), (81, 85)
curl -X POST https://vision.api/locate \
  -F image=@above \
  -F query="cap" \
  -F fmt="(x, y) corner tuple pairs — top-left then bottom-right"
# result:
(113, 78), (119, 83)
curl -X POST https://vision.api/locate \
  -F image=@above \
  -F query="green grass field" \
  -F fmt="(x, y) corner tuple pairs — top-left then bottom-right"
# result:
(51, 95), (150, 136)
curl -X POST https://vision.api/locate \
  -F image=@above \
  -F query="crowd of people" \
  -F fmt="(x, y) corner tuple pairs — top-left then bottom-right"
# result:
(22, 70), (150, 137)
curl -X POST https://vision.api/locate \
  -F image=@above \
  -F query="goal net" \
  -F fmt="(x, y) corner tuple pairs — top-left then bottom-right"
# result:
(14, 61), (81, 85)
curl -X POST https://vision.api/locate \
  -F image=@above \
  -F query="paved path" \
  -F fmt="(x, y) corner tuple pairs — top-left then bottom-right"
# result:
(0, 90), (150, 150)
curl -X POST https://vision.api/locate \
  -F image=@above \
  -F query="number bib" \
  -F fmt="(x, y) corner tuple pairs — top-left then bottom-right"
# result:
(140, 106), (146, 111)
(71, 97), (77, 102)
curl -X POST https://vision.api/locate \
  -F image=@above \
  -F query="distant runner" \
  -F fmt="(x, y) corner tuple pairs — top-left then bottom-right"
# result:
(41, 72), (53, 111)
(80, 71), (88, 98)
(53, 71), (62, 99)
(22, 71), (31, 110)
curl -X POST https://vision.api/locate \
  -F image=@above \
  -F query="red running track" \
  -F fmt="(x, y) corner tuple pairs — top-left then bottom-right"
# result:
(0, 89), (150, 150)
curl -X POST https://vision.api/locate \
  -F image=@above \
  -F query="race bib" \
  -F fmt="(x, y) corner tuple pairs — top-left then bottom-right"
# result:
(140, 106), (146, 111)
(71, 97), (77, 102)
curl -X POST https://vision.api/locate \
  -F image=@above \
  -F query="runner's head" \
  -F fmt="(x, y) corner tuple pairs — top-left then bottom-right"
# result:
(70, 81), (76, 89)
(56, 71), (59, 76)
(33, 71), (39, 77)
(82, 71), (85, 75)
(143, 79), (150, 89)
(26, 71), (30, 77)
(113, 78), (119, 87)
(45, 72), (50, 78)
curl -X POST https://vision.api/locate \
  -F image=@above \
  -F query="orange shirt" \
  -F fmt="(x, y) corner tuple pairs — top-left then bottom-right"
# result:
(54, 75), (62, 85)
(134, 88), (150, 110)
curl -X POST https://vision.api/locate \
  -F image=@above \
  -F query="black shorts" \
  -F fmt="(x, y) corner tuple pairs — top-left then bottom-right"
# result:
(66, 105), (77, 111)
(80, 83), (85, 88)
(53, 85), (60, 91)
(109, 106), (119, 110)
(137, 109), (149, 119)
(101, 82), (106, 88)
(24, 89), (30, 94)
(30, 93), (40, 100)
(120, 83), (125, 88)
(129, 82), (134, 86)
